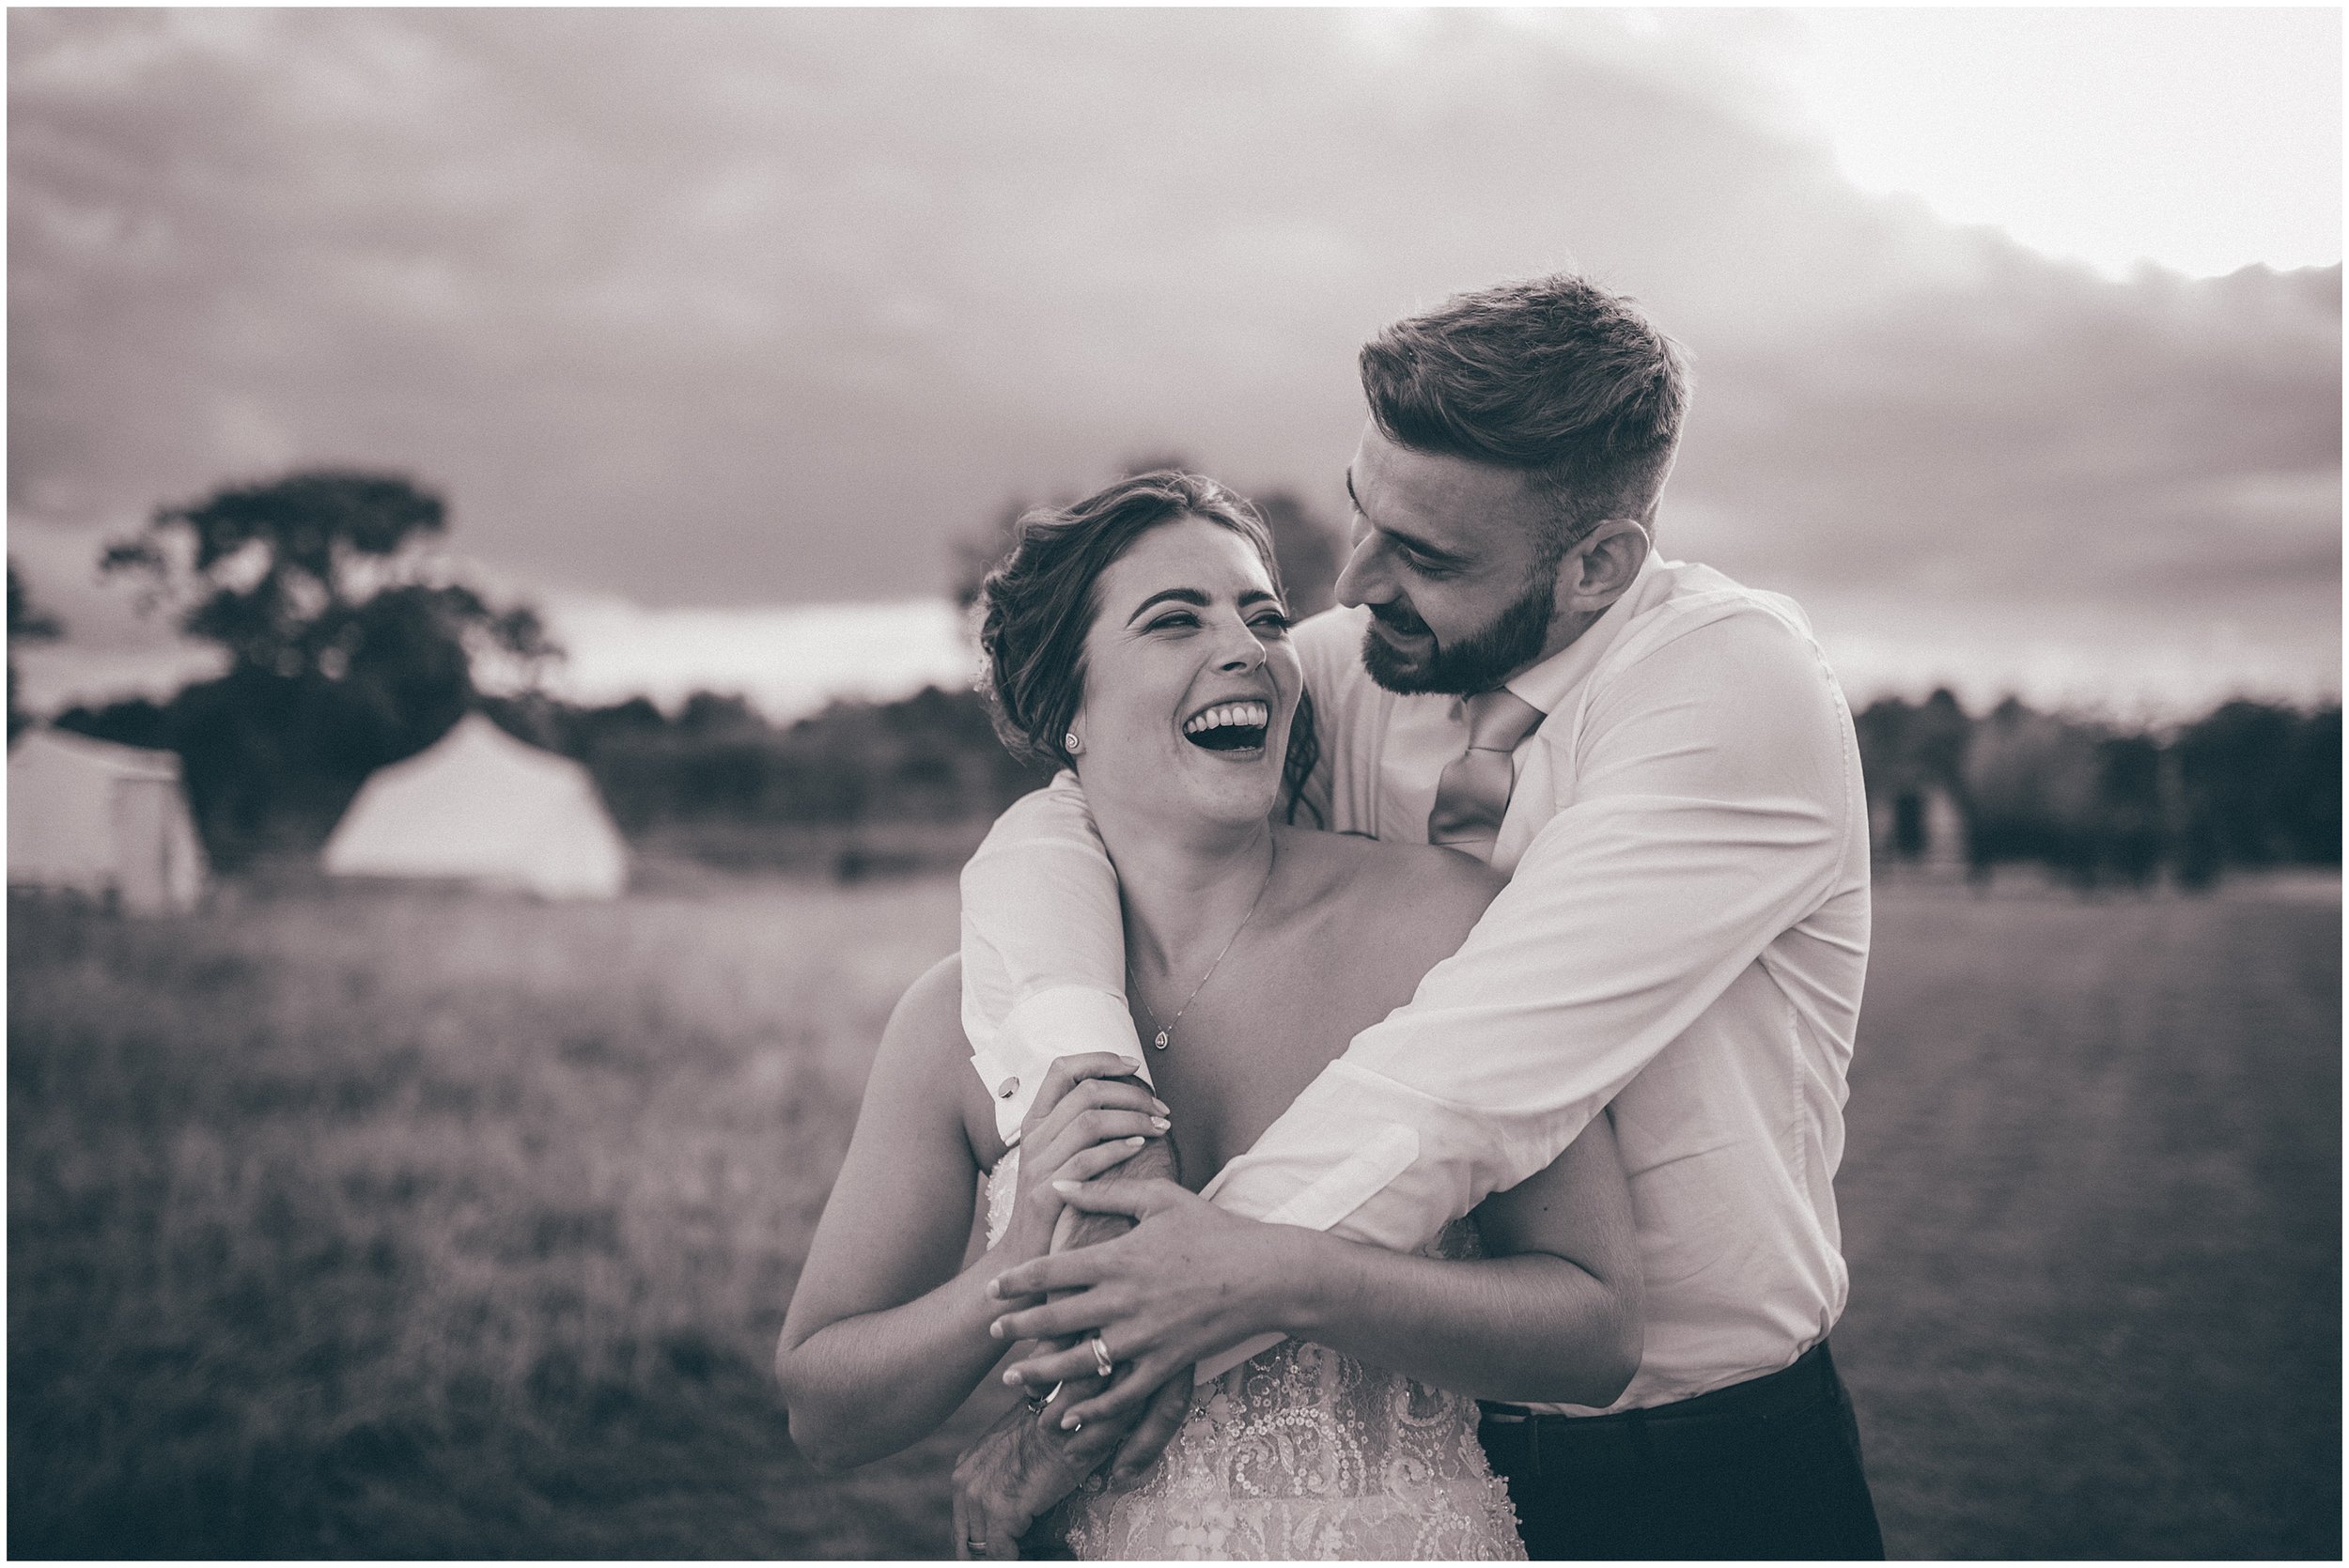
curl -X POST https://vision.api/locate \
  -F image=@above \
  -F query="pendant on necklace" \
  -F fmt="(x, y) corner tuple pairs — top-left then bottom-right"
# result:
(1153, 1030), (1170, 1050)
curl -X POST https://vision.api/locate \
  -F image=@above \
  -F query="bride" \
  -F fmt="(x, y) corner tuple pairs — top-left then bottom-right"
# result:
(776, 473), (1641, 1559)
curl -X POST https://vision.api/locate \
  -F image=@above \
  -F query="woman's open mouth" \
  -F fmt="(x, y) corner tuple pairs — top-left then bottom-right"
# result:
(1180, 700), (1269, 753)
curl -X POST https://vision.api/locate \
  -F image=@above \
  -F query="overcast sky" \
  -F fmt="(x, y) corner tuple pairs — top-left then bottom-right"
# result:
(9, 8), (2340, 721)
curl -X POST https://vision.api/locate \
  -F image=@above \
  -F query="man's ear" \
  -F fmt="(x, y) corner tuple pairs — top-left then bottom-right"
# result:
(1558, 520), (1649, 615)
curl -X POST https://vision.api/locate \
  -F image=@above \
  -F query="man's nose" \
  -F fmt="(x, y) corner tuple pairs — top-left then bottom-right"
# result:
(1333, 532), (1386, 609)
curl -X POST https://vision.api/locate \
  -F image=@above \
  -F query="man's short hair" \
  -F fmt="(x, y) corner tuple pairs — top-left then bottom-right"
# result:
(1359, 274), (1691, 552)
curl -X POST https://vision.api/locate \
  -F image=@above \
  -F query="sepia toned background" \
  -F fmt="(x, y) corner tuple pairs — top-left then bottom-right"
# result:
(8, 8), (2339, 1559)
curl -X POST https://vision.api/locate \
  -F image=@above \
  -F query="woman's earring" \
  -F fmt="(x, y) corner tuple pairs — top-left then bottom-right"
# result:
(1064, 731), (1083, 755)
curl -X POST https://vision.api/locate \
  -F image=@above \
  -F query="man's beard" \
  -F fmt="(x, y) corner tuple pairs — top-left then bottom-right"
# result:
(1361, 573), (1557, 696)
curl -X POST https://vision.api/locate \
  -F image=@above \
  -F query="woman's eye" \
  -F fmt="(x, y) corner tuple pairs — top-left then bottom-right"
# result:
(1251, 613), (1292, 635)
(1146, 612), (1200, 631)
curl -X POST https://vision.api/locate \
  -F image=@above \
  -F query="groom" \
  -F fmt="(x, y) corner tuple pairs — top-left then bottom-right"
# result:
(956, 273), (1883, 1559)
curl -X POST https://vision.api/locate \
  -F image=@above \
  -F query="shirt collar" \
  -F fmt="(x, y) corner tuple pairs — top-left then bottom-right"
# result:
(1502, 547), (1666, 717)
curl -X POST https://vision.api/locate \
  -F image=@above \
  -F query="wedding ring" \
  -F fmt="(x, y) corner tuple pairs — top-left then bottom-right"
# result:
(1090, 1333), (1114, 1378)
(966, 1537), (987, 1556)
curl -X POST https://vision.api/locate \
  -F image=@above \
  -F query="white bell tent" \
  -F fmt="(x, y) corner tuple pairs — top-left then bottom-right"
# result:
(321, 713), (629, 899)
(8, 726), (210, 914)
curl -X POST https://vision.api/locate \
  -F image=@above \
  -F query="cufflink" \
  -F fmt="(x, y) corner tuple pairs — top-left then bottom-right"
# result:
(997, 1077), (1019, 1099)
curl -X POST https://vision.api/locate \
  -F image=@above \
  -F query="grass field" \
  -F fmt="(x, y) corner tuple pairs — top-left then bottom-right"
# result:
(8, 869), (2339, 1559)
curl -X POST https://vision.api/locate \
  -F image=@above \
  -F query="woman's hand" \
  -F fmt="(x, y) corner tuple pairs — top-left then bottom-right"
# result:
(985, 1176), (1298, 1430)
(1001, 1054), (1171, 1263)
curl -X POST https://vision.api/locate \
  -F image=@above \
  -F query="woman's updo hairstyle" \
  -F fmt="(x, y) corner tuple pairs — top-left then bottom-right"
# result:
(975, 470), (1321, 824)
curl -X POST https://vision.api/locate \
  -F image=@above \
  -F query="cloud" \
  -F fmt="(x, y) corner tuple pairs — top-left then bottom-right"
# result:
(525, 593), (977, 721)
(8, 8), (2336, 715)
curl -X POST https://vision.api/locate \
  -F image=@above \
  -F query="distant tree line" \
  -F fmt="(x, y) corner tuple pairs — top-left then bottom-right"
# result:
(62, 666), (2337, 890)
(8, 558), (64, 738)
(478, 684), (1055, 842)
(29, 465), (2338, 889)
(1856, 690), (2340, 890)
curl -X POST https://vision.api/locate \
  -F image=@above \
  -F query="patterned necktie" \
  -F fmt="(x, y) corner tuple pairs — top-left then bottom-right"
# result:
(1427, 688), (1546, 862)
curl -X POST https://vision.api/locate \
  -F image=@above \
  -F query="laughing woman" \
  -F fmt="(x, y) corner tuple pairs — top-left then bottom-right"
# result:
(775, 473), (1641, 1559)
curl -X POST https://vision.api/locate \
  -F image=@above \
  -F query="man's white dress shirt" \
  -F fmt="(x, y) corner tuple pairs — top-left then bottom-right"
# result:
(959, 553), (1871, 1412)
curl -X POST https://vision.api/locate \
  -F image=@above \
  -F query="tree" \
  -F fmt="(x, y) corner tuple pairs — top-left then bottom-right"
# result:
(2171, 700), (2312, 882)
(101, 469), (560, 865)
(104, 470), (555, 688)
(8, 558), (64, 739)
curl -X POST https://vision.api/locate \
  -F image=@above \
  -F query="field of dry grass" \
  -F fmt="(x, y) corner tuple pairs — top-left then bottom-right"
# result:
(8, 869), (2339, 1558)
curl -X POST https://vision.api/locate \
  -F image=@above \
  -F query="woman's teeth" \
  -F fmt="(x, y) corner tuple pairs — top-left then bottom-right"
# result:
(1181, 701), (1270, 752)
(1182, 702), (1269, 736)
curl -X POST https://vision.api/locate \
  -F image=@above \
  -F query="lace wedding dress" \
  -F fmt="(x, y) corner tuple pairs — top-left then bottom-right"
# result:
(986, 1151), (1525, 1560)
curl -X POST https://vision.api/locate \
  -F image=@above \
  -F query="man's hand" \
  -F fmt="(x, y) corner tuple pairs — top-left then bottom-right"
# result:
(987, 1176), (1298, 1432)
(950, 1356), (1195, 1555)
(951, 1382), (1128, 1559)
(1001, 1054), (1170, 1265)
(955, 1120), (1193, 1555)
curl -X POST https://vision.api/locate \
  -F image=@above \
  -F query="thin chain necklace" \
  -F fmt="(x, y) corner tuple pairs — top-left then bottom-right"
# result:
(1130, 838), (1276, 1050)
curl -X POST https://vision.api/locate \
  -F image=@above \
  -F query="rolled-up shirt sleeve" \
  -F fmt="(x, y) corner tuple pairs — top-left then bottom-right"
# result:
(1204, 605), (1857, 1255)
(959, 771), (1149, 1143)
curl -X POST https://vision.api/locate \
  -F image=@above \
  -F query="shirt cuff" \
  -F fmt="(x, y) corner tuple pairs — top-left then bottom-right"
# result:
(1205, 1060), (1500, 1250)
(970, 984), (1150, 1142)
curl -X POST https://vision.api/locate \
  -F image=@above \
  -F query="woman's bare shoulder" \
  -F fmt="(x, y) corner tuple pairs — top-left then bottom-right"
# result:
(879, 954), (1000, 1162)
(886, 953), (965, 1051)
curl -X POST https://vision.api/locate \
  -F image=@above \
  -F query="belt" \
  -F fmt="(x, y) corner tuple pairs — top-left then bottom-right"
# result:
(1478, 1341), (1843, 1471)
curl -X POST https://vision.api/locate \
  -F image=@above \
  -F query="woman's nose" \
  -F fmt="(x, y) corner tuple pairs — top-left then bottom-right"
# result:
(1214, 618), (1266, 672)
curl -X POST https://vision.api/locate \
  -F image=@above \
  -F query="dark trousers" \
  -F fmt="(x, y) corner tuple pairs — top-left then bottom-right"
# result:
(1477, 1341), (1885, 1560)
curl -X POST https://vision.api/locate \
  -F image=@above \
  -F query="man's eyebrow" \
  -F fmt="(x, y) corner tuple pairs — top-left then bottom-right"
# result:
(1346, 470), (1465, 566)
(1125, 587), (1209, 625)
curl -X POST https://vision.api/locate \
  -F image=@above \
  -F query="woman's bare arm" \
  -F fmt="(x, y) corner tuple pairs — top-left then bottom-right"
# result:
(774, 957), (1165, 1469)
(1279, 1109), (1641, 1404)
(774, 958), (1008, 1468)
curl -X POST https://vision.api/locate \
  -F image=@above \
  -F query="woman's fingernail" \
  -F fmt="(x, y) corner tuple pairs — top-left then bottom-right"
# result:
(1051, 1179), (1082, 1196)
(984, 1278), (1002, 1300)
(1125, 1136), (1144, 1146)
(1061, 1412), (1081, 1430)
(988, 1320), (1004, 1339)
(1118, 1056), (1143, 1071)
(1150, 1099), (1170, 1115)
(1002, 1369), (1019, 1385)
(1149, 1116), (1170, 1130)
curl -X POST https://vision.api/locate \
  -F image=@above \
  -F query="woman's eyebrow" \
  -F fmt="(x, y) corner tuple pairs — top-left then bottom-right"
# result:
(1125, 587), (1209, 626)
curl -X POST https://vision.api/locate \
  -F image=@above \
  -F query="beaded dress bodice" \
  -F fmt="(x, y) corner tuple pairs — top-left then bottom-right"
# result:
(986, 1150), (1524, 1560)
